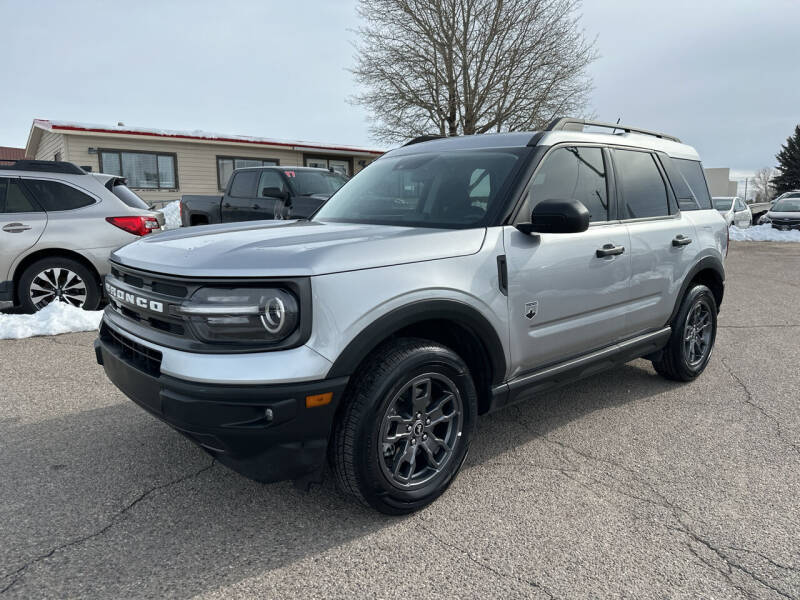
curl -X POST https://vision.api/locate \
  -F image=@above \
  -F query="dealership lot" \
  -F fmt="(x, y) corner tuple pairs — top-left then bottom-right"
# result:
(1, 242), (798, 599)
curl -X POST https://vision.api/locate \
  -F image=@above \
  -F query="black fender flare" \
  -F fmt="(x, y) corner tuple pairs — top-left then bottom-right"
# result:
(667, 255), (725, 325)
(326, 299), (507, 384)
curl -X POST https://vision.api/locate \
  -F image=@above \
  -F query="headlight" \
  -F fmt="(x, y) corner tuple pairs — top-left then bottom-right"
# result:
(178, 287), (299, 344)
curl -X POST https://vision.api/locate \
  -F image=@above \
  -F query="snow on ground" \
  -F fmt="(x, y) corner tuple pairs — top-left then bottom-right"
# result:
(0, 302), (103, 340)
(729, 224), (800, 242)
(161, 200), (181, 230)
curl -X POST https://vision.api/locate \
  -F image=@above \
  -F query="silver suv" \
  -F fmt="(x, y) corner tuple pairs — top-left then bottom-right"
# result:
(94, 118), (727, 514)
(0, 161), (164, 312)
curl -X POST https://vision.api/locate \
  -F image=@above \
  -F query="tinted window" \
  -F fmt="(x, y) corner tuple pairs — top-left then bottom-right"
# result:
(314, 149), (524, 228)
(614, 150), (669, 219)
(218, 157), (278, 189)
(229, 171), (260, 197)
(23, 179), (95, 211)
(714, 198), (733, 210)
(674, 159), (712, 209)
(523, 146), (609, 222)
(289, 170), (348, 196)
(0, 178), (40, 213)
(110, 183), (149, 209)
(735, 198), (747, 211)
(257, 170), (287, 195)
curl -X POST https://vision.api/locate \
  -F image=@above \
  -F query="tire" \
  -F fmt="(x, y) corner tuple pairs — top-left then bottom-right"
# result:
(331, 338), (478, 514)
(18, 257), (101, 313)
(652, 284), (717, 382)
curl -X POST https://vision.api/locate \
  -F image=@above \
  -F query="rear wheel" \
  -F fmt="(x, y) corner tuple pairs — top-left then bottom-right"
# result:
(652, 284), (717, 381)
(18, 257), (100, 313)
(332, 338), (477, 514)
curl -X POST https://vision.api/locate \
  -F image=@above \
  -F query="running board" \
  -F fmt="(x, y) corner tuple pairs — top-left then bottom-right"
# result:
(488, 327), (671, 413)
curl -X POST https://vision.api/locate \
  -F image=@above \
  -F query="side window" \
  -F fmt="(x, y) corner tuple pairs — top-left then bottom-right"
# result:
(673, 159), (712, 209)
(228, 171), (260, 198)
(614, 150), (670, 219)
(0, 178), (41, 213)
(735, 198), (746, 211)
(22, 179), (95, 211)
(257, 171), (286, 195)
(519, 146), (609, 223)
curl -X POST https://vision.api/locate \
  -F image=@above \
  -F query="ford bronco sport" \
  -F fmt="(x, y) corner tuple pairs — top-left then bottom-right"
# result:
(95, 118), (726, 514)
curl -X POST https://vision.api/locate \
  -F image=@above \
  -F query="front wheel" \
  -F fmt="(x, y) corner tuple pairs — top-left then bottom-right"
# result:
(331, 338), (477, 514)
(652, 284), (717, 381)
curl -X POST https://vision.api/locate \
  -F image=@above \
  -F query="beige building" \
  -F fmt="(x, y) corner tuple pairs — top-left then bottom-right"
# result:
(25, 119), (383, 207)
(703, 167), (738, 197)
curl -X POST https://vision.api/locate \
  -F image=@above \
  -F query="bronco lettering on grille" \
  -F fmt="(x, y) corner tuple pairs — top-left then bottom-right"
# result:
(105, 281), (165, 313)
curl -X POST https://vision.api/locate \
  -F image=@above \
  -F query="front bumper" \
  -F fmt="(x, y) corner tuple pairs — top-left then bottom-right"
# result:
(95, 324), (348, 483)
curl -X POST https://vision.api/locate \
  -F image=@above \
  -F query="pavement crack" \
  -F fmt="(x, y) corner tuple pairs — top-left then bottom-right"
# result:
(719, 357), (800, 456)
(415, 518), (555, 599)
(668, 525), (796, 600)
(0, 459), (214, 594)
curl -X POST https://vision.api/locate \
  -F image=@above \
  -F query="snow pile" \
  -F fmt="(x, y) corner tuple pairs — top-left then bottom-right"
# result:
(0, 302), (103, 340)
(729, 224), (800, 242)
(161, 200), (182, 230)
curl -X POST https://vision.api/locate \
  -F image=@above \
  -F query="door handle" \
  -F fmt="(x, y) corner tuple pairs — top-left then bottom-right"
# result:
(2, 223), (32, 233)
(672, 235), (693, 247)
(223, 202), (232, 208)
(252, 204), (260, 209)
(596, 244), (625, 257)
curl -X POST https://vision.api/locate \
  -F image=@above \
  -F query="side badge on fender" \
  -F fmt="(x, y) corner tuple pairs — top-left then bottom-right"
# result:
(525, 301), (538, 320)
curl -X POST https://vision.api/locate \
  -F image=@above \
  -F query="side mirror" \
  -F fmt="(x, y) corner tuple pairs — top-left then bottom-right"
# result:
(262, 187), (289, 201)
(516, 199), (591, 235)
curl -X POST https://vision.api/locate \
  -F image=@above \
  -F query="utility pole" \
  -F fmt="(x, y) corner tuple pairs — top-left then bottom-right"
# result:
(743, 178), (749, 203)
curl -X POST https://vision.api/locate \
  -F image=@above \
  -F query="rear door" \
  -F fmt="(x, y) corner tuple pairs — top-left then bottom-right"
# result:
(0, 177), (47, 280)
(222, 170), (260, 222)
(613, 148), (699, 337)
(504, 145), (632, 376)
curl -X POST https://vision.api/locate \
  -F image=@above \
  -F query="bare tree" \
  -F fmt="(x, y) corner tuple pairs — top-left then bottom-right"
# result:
(352, 0), (597, 143)
(752, 167), (775, 203)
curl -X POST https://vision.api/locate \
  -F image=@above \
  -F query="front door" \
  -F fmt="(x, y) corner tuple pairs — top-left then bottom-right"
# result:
(505, 145), (631, 378)
(733, 198), (751, 227)
(0, 177), (48, 281)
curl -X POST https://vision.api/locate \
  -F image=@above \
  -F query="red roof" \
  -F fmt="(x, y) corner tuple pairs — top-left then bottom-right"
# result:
(32, 119), (384, 156)
(0, 146), (26, 160)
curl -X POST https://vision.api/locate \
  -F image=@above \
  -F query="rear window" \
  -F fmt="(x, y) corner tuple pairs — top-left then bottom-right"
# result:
(109, 182), (149, 209)
(22, 179), (96, 211)
(229, 170), (260, 198)
(673, 159), (712, 210)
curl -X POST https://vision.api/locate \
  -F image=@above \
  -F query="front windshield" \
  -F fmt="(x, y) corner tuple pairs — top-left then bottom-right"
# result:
(313, 148), (525, 228)
(289, 170), (347, 196)
(714, 198), (733, 210)
(772, 199), (800, 212)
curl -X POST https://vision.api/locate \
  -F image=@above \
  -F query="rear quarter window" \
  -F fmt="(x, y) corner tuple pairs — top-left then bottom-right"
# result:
(22, 179), (96, 211)
(672, 159), (713, 210)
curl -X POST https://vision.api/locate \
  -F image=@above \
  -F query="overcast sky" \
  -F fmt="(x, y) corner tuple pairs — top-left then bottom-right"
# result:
(2, 0), (798, 176)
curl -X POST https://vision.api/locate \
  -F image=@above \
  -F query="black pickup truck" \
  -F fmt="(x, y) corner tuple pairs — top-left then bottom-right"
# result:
(180, 166), (347, 226)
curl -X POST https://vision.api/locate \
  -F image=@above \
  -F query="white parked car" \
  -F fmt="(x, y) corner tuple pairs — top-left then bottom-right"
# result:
(713, 196), (751, 228)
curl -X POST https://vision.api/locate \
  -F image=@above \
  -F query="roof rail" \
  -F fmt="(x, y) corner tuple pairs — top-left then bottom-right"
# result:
(544, 118), (681, 143)
(0, 159), (87, 174)
(404, 135), (446, 147)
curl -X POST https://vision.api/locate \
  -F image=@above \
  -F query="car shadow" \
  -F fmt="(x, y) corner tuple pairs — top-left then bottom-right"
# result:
(0, 359), (679, 597)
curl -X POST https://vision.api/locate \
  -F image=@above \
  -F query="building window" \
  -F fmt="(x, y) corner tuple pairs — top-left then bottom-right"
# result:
(217, 156), (279, 190)
(100, 150), (178, 189)
(304, 156), (351, 176)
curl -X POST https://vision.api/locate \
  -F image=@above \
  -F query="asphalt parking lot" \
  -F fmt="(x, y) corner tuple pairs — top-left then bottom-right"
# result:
(1, 242), (799, 599)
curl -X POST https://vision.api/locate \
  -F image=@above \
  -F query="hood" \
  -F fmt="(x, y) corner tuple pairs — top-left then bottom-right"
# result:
(111, 220), (487, 277)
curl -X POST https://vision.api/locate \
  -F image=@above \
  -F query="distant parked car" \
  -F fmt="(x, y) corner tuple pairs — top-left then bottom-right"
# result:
(759, 196), (800, 230)
(0, 160), (164, 312)
(713, 196), (751, 227)
(180, 166), (348, 227)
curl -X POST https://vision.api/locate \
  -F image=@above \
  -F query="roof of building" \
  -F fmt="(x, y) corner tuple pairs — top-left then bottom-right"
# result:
(27, 119), (384, 157)
(0, 146), (26, 161)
